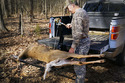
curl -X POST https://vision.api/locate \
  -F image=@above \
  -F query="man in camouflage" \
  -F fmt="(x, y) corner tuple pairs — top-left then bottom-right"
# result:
(65, 0), (90, 83)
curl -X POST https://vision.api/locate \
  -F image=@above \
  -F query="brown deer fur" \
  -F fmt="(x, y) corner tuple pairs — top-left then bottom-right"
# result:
(18, 43), (104, 63)
(16, 43), (105, 80)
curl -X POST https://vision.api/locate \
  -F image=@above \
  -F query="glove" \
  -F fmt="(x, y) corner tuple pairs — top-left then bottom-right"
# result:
(69, 47), (75, 53)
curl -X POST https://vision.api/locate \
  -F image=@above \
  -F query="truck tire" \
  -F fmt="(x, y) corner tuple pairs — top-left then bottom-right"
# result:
(116, 44), (125, 66)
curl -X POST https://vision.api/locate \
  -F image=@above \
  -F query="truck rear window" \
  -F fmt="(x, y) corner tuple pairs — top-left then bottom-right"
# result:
(84, 3), (125, 12)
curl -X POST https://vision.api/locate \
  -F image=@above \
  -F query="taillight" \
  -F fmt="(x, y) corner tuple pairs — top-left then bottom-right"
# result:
(111, 26), (120, 40)
(49, 29), (51, 33)
(111, 34), (118, 40)
(49, 23), (51, 28)
(111, 26), (119, 32)
(49, 23), (51, 33)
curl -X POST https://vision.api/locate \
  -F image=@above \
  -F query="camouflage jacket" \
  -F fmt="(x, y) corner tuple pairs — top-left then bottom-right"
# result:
(71, 8), (89, 48)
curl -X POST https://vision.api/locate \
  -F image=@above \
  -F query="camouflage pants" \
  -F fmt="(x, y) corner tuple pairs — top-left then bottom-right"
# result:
(74, 38), (90, 83)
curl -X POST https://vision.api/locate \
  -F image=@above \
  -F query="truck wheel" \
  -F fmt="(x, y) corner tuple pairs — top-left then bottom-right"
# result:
(116, 44), (125, 66)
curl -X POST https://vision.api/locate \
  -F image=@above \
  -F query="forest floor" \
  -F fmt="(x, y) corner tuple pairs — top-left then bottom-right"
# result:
(0, 15), (125, 83)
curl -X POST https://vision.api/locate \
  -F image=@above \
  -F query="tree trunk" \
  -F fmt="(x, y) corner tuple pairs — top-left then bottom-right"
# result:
(19, 0), (23, 35)
(0, 3), (9, 32)
(37, 0), (39, 15)
(29, 0), (34, 22)
(45, 0), (47, 19)
(19, 8), (23, 35)
(1, 0), (9, 18)
(15, 0), (18, 15)
(61, 1), (63, 16)
(37, 0), (41, 15)
(40, 0), (44, 15)
(50, 3), (52, 17)
(8, 0), (12, 15)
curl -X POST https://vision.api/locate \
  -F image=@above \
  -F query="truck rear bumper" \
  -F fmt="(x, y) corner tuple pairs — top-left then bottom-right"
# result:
(103, 44), (124, 58)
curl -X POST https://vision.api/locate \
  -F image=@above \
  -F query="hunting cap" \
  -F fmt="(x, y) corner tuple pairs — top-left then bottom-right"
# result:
(64, 0), (78, 9)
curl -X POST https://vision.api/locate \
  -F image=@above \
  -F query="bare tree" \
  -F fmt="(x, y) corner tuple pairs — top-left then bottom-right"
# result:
(50, 2), (52, 17)
(0, 0), (86, 21)
(8, 0), (12, 15)
(29, 0), (34, 22)
(19, 0), (24, 35)
(45, 0), (47, 19)
(1, 0), (9, 18)
(0, 3), (9, 32)
(15, 0), (18, 15)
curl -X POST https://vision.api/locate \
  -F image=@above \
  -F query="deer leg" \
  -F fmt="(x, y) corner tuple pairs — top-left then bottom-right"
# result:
(43, 63), (51, 80)
(43, 59), (76, 80)
(71, 54), (105, 59)
(43, 59), (60, 80)
(51, 59), (105, 67)
(73, 59), (105, 65)
(43, 59), (105, 80)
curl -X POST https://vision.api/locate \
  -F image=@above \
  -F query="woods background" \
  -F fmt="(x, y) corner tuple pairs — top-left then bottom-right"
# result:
(0, 0), (88, 33)
(0, 0), (87, 18)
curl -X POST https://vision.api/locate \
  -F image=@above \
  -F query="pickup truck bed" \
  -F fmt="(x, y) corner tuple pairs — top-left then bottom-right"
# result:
(38, 31), (109, 54)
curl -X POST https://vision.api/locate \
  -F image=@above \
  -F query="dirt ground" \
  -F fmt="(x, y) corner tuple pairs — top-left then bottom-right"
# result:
(0, 16), (125, 83)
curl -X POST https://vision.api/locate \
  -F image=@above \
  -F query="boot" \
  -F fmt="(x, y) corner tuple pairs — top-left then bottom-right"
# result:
(75, 76), (84, 83)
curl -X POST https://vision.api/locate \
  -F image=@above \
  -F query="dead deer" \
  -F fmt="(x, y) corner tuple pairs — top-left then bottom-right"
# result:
(13, 43), (105, 80)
